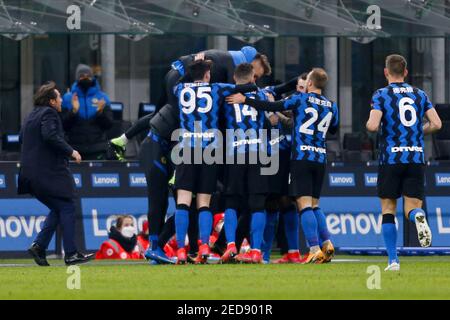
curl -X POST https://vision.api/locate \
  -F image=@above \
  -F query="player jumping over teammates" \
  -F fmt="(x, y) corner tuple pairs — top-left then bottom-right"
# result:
(172, 60), (258, 264)
(227, 68), (338, 264)
(366, 54), (442, 271)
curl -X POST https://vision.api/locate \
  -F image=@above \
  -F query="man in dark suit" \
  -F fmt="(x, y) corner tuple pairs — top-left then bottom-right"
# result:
(18, 81), (94, 266)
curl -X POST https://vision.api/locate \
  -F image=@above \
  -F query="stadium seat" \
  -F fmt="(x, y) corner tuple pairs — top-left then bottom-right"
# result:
(138, 102), (156, 119)
(343, 133), (361, 151)
(125, 138), (140, 160)
(435, 104), (450, 121)
(109, 102), (124, 121)
(136, 102), (156, 143)
(326, 140), (341, 161)
(343, 150), (362, 162)
(342, 132), (374, 162)
(0, 133), (21, 161)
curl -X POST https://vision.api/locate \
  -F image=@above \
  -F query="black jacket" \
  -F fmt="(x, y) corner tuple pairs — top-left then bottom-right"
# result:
(18, 106), (76, 199)
(60, 80), (113, 155)
(178, 49), (235, 84)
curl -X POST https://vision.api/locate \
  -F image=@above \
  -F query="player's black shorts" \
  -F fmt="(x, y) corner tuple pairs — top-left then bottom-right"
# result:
(377, 164), (425, 200)
(175, 163), (218, 194)
(224, 163), (268, 195)
(289, 160), (326, 199)
(268, 149), (291, 195)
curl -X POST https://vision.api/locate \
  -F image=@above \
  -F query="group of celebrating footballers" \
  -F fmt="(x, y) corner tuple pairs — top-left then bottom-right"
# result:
(109, 46), (442, 271)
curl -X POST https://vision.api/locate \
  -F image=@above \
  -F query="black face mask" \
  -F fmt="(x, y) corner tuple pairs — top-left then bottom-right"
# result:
(78, 79), (93, 91)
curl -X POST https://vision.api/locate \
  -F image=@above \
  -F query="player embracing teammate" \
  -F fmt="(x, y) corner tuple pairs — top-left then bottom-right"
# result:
(172, 60), (258, 264)
(227, 68), (339, 264)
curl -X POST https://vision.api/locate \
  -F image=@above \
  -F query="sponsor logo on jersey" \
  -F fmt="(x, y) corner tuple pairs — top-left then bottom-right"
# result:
(233, 138), (262, 147)
(391, 146), (423, 153)
(300, 145), (326, 154)
(269, 135), (286, 146)
(182, 132), (216, 139)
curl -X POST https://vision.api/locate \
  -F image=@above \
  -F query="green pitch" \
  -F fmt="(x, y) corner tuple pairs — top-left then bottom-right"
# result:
(1, 256), (450, 300)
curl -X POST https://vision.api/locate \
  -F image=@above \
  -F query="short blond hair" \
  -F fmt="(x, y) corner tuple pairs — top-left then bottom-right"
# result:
(308, 68), (328, 90)
(386, 54), (407, 77)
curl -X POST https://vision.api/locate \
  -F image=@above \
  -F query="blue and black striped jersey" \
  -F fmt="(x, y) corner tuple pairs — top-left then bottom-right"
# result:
(245, 92), (339, 164)
(289, 93), (338, 163)
(267, 116), (292, 156)
(371, 82), (433, 165)
(174, 82), (236, 149)
(223, 90), (268, 154)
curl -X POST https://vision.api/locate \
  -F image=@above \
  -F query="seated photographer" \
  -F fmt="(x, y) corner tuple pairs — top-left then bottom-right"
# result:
(96, 215), (143, 260)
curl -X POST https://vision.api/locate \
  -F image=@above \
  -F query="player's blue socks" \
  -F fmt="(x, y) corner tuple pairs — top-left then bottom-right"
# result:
(262, 211), (279, 261)
(175, 204), (189, 248)
(382, 214), (398, 264)
(284, 209), (299, 251)
(251, 211), (267, 250)
(313, 207), (330, 243)
(224, 208), (238, 243)
(300, 207), (319, 247)
(198, 207), (213, 245)
(149, 235), (159, 250)
(409, 208), (425, 223)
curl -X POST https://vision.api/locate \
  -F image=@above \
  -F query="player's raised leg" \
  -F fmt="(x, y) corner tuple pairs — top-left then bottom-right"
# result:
(404, 196), (432, 248)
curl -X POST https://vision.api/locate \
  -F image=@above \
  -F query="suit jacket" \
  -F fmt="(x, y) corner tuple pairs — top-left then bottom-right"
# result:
(18, 106), (75, 199)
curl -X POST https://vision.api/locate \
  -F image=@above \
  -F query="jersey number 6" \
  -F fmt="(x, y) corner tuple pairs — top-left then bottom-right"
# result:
(398, 97), (417, 127)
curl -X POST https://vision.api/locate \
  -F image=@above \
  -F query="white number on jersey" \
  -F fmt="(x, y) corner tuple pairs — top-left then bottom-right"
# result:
(233, 104), (258, 123)
(299, 107), (333, 138)
(180, 87), (213, 114)
(398, 97), (417, 127)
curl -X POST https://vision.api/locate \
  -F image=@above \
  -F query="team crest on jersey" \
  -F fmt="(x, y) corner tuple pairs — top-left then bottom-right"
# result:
(92, 98), (99, 105)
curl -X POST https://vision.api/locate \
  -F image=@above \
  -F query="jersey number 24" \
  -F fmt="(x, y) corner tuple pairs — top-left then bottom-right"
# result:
(299, 108), (333, 138)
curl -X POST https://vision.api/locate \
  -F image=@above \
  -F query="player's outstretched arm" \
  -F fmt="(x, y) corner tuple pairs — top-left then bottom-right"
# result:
(366, 109), (383, 132)
(217, 83), (258, 98)
(233, 83), (258, 94)
(270, 77), (298, 96)
(226, 93), (289, 112)
(423, 108), (442, 135)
